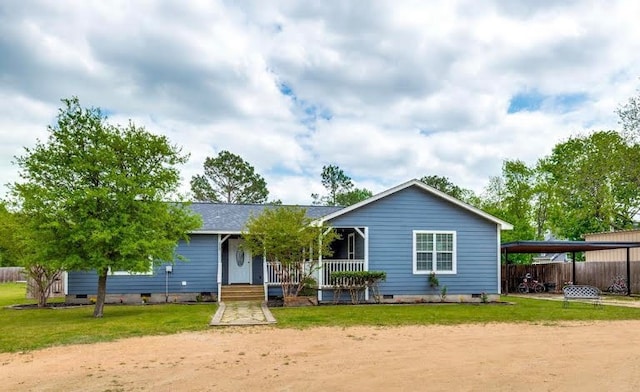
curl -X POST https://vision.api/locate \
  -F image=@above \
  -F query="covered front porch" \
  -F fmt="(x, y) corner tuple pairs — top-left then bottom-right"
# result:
(264, 226), (370, 302)
(217, 227), (369, 302)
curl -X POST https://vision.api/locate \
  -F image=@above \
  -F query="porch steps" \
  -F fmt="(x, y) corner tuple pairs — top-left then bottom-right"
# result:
(221, 285), (264, 301)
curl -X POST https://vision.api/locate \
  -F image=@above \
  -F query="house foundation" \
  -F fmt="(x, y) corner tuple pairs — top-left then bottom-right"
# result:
(65, 292), (217, 305)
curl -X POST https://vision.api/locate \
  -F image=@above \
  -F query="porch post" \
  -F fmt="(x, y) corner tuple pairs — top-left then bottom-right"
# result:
(217, 234), (231, 302)
(263, 250), (268, 301)
(217, 235), (222, 302)
(627, 247), (631, 296)
(318, 234), (323, 302)
(572, 252), (576, 285)
(504, 249), (509, 295)
(364, 227), (369, 301)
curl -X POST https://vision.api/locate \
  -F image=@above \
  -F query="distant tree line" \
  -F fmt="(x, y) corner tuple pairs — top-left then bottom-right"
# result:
(420, 91), (640, 248)
(2, 88), (640, 310)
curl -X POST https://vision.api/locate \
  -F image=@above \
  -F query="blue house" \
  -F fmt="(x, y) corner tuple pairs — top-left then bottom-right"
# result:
(65, 179), (513, 304)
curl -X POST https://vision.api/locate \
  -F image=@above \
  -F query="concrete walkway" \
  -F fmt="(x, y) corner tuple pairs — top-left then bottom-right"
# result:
(210, 301), (277, 326)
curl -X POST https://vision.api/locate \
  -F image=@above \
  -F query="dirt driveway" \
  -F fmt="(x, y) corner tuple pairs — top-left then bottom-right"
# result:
(2, 321), (640, 391)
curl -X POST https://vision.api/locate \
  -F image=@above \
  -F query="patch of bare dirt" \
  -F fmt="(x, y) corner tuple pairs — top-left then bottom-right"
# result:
(2, 321), (640, 391)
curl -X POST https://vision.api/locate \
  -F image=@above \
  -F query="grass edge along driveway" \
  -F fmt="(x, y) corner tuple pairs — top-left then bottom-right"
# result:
(3, 282), (640, 352)
(270, 295), (640, 327)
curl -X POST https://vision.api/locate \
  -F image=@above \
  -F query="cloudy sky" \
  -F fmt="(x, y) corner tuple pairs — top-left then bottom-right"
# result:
(1, 1), (639, 204)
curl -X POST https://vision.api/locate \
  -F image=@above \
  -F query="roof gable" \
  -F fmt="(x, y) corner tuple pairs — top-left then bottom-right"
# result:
(317, 179), (513, 230)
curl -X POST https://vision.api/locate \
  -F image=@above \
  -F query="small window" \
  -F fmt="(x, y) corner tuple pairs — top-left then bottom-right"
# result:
(413, 231), (456, 274)
(109, 261), (154, 276)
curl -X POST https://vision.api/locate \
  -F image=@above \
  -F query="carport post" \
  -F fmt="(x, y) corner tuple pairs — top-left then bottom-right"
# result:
(504, 249), (509, 295)
(627, 247), (631, 296)
(572, 252), (576, 285)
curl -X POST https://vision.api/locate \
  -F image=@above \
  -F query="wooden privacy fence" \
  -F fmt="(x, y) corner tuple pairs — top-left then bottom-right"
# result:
(0, 267), (65, 298)
(502, 261), (640, 294)
(0, 267), (25, 283)
(26, 272), (66, 299)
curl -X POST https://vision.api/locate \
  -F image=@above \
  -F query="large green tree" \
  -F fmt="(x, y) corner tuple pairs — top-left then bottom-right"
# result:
(478, 160), (538, 264)
(190, 150), (269, 203)
(312, 165), (372, 206)
(617, 88), (640, 140)
(538, 131), (640, 239)
(241, 206), (338, 300)
(11, 97), (202, 317)
(530, 167), (555, 240)
(335, 188), (373, 207)
(484, 160), (537, 240)
(420, 175), (479, 205)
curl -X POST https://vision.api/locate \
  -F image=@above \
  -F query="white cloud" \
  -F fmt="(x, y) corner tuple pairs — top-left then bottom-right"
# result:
(1, 0), (640, 203)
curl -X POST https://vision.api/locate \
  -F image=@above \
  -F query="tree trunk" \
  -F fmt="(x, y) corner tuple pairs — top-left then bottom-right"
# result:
(28, 264), (57, 308)
(93, 268), (108, 318)
(37, 284), (48, 308)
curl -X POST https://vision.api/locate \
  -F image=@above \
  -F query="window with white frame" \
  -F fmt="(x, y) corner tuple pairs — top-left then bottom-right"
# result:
(109, 257), (155, 276)
(413, 231), (456, 274)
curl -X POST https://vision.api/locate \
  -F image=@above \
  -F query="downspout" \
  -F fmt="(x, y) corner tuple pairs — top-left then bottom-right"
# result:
(63, 271), (68, 296)
(165, 267), (169, 303)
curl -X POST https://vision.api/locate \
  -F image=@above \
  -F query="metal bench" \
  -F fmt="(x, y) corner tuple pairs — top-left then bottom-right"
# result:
(563, 285), (602, 307)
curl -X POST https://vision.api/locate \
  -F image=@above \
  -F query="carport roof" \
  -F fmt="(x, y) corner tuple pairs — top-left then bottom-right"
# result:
(501, 240), (640, 254)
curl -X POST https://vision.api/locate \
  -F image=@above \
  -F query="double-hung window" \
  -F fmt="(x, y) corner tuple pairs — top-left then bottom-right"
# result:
(413, 231), (456, 274)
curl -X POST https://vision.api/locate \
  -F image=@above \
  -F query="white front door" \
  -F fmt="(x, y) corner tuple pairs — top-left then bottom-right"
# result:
(228, 239), (251, 284)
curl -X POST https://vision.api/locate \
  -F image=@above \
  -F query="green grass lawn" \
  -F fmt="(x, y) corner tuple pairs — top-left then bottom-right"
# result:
(4, 281), (640, 354)
(270, 296), (640, 328)
(0, 282), (216, 353)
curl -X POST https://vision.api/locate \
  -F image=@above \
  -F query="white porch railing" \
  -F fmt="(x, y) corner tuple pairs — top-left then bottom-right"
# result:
(266, 261), (306, 286)
(266, 259), (366, 287)
(321, 259), (365, 288)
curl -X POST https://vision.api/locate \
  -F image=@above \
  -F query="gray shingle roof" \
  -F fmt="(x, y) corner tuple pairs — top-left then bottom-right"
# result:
(189, 203), (343, 233)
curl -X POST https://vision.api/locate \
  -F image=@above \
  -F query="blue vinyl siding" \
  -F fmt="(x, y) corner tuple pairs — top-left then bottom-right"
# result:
(67, 234), (218, 295)
(328, 186), (499, 295)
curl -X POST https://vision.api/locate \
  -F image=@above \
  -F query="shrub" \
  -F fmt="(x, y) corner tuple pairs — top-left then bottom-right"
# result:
(330, 271), (386, 304)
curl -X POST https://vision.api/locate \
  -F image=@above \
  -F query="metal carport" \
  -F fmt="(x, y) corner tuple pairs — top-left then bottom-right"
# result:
(501, 241), (640, 296)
